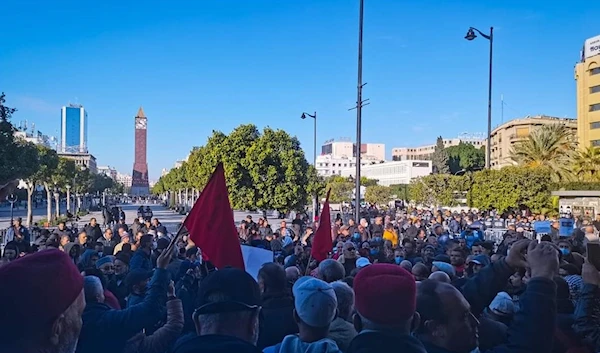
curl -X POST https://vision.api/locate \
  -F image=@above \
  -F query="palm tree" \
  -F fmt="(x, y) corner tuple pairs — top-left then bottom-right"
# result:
(573, 146), (600, 182)
(510, 124), (576, 182)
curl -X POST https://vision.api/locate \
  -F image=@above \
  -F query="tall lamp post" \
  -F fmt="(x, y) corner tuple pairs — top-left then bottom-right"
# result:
(465, 26), (493, 169)
(354, 0), (365, 222)
(53, 186), (60, 220)
(6, 194), (17, 225)
(301, 111), (318, 220)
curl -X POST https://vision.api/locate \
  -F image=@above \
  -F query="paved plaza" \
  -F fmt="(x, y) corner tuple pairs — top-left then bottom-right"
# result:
(0, 202), (290, 232)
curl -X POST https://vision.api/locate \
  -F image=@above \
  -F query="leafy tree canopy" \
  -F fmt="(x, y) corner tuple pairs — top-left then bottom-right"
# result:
(446, 142), (485, 174)
(431, 136), (450, 174)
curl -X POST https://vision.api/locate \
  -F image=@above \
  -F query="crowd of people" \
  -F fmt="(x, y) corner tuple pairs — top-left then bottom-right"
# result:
(2, 206), (600, 353)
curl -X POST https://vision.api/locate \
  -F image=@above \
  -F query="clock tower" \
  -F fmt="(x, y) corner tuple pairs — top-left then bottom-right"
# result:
(131, 107), (150, 196)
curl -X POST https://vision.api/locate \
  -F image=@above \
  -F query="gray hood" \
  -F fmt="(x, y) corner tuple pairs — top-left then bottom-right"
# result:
(279, 335), (341, 353)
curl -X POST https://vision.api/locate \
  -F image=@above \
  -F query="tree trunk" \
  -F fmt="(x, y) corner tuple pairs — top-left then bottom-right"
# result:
(66, 189), (71, 213)
(26, 183), (34, 227)
(55, 194), (60, 219)
(44, 182), (52, 222)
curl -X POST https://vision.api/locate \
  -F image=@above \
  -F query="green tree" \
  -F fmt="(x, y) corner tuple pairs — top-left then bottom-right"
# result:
(158, 124), (314, 214)
(431, 136), (450, 174)
(468, 166), (553, 213)
(510, 124), (576, 182)
(409, 174), (468, 207)
(365, 185), (392, 206)
(446, 142), (485, 174)
(573, 146), (600, 182)
(325, 176), (354, 203)
(245, 127), (311, 213)
(0, 93), (38, 190)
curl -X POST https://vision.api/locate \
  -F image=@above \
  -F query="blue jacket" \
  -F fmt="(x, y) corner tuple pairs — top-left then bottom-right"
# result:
(76, 268), (169, 353)
(130, 249), (152, 271)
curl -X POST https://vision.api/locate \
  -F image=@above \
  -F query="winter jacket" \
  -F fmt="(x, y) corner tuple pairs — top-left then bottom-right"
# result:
(348, 331), (427, 353)
(123, 298), (184, 353)
(257, 292), (298, 349)
(327, 317), (357, 352)
(130, 249), (152, 271)
(76, 267), (169, 353)
(84, 224), (103, 242)
(173, 334), (262, 353)
(573, 283), (600, 351)
(264, 335), (341, 353)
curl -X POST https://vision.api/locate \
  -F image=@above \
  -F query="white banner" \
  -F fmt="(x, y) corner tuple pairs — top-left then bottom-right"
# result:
(241, 245), (274, 280)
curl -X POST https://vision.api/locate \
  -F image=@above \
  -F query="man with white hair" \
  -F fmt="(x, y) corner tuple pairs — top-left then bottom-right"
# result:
(318, 259), (346, 283)
(0, 249), (85, 353)
(328, 282), (358, 351)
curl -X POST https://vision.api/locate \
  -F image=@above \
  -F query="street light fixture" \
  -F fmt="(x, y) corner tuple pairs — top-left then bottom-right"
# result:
(65, 184), (71, 214)
(465, 26), (493, 169)
(301, 111), (318, 220)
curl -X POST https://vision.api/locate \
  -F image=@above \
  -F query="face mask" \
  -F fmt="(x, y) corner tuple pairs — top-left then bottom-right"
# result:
(395, 256), (404, 264)
(352, 233), (361, 240)
(152, 242), (158, 250)
(560, 248), (570, 255)
(370, 249), (379, 256)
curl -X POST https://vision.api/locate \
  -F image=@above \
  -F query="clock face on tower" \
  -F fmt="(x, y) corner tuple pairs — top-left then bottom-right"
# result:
(135, 118), (147, 129)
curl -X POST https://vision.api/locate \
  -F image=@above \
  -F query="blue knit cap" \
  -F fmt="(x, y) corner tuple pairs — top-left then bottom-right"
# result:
(95, 256), (114, 269)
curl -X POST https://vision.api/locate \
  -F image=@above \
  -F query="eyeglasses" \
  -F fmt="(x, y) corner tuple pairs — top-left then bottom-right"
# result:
(346, 247), (356, 251)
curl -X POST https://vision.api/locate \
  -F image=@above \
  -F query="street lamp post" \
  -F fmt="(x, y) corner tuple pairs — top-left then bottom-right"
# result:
(354, 0), (365, 223)
(6, 194), (17, 225)
(465, 26), (493, 169)
(301, 111), (318, 220)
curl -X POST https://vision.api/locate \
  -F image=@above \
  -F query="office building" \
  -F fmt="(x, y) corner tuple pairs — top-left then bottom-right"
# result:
(489, 115), (577, 169)
(60, 104), (88, 153)
(392, 134), (485, 161)
(315, 155), (379, 177)
(575, 34), (600, 148)
(321, 139), (385, 161)
(13, 122), (57, 149)
(340, 160), (432, 186)
(97, 166), (118, 180)
(116, 173), (133, 188)
(58, 152), (97, 174)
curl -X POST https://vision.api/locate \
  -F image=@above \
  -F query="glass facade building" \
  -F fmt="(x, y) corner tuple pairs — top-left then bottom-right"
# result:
(60, 105), (88, 153)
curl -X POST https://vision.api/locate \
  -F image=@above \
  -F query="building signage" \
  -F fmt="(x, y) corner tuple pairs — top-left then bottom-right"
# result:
(584, 34), (600, 60)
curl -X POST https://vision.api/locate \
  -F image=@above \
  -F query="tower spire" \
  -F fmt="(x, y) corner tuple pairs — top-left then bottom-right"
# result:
(136, 106), (146, 118)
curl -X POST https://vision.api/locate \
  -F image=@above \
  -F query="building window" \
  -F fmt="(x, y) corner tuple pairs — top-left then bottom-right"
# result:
(591, 122), (600, 130)
(592, 67), (600, 76)
(592, 140), (600, 147)
(592, 85), (600, 94)
(590, 104), (600, 112)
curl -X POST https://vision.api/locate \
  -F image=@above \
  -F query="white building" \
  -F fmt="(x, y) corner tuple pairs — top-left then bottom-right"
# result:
(316, 139), (385, 177)
(316, 155), (380, 177)
(321, 139), (385, 161)
(97, 166), (117, 179)
(392, 134), (484, 161)
(341, 160), (432, 186)
(116, 173), (132, 188)
(13, 126), (57, 149)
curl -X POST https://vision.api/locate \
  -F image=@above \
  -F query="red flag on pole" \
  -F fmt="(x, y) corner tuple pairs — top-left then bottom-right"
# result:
(184, 163), (245, 270)
(311, 189), (332, 262)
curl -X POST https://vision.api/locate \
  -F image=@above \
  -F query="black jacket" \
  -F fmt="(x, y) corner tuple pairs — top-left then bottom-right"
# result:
(348, 331), (427, 353)
(173, 334), (262, 353)
(84, 224), (103, 242)
(257, 292), (298, 349)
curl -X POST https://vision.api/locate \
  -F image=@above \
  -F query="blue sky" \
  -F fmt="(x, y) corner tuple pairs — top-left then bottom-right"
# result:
(2, 0), (598, 180)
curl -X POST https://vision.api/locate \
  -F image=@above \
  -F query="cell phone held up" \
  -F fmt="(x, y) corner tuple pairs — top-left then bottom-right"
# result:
(587, 242), (600, 270)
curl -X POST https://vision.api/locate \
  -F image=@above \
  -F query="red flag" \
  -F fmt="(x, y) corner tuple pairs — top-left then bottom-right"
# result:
(184, 163), (245, 270)
(311, 189), (332, 262)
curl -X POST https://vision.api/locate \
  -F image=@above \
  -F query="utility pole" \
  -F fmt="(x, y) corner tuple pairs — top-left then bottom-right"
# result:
(354, 0), (368, 223)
